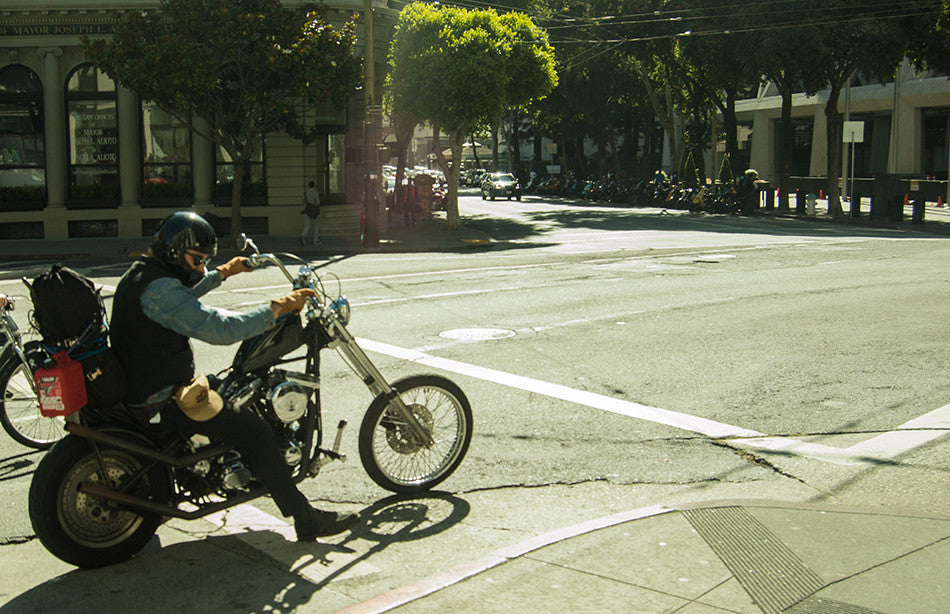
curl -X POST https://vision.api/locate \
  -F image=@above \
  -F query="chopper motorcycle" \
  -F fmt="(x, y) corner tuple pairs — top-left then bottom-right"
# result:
(28, 235), (473, 568)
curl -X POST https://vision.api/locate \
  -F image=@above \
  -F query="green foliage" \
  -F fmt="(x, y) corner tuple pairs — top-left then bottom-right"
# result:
(83, 0), (360, 241)
(386, 2), (556, 135)
(213, 181), (268, 198)
(0, 185), (44, 202)
(68, 183), (118, 201)
(903, 0), (950, 72)
(385, 2), (557, 226)
(84, 0), (360, 151)
(142, 182), (193, 199)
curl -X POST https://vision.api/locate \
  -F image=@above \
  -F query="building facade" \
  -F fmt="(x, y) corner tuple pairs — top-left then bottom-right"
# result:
(0, 0), (393, 241)
(736, 61), (950, 189)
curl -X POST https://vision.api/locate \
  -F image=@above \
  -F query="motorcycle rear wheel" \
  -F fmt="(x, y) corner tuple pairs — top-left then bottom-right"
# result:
(0, 355), (65, 449)
(359, 374), (472, 494)
(29, 435), (168, 568)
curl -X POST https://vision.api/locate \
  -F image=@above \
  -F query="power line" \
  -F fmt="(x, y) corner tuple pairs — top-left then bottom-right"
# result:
(542, 5), (942, 45)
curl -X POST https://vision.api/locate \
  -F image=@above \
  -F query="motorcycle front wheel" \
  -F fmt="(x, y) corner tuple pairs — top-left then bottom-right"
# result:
(359, 374), (472, 494)
(29, 435), (168, 568)
(0, 355), (65, 449)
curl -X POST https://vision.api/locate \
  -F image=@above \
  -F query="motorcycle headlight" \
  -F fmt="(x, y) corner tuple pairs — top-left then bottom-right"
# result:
(330, 296), (350, 326)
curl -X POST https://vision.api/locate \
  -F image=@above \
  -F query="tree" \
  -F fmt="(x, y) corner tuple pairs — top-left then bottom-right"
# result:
(757, 2), (827, 211)
(676, 0), (763, 170)
(814, 1), (907, 217)
(385, 3), (557, 228)
(84, 0), (360, 245)
(905, 0), (950, 72)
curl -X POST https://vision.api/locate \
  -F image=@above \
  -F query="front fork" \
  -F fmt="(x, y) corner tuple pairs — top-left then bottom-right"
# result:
(326, 317), (435, 448)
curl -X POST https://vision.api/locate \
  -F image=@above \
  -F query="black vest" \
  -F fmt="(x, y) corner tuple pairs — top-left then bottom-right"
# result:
(110, 257), (195, 404)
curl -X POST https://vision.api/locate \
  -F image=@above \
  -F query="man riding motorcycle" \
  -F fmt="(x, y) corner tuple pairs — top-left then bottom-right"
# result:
(110, 211), (359, 541)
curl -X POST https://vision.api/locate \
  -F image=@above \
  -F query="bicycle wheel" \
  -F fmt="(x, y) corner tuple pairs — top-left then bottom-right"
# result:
(0, 355), (65, 449)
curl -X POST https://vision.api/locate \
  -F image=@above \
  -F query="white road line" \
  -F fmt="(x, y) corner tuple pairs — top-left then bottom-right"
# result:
(357, 337), (760, 439)
(730, 405), (950, 465)
(358, 338), (949, 466)
(205, 504), (379, 583)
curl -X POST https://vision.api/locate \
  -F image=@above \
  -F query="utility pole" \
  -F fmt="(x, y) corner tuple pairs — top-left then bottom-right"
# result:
(362, 0), (380, 247)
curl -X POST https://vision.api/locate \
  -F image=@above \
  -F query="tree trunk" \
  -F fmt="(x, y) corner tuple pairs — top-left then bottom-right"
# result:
(447, 135), (462, 228)
(470, 133), (480, 169)
(632, 56), (681, 174)
(491, 123), (499, 170)
(394, 124), (412, 226)
(721, 90), (740, 166)
(508, 112), (521, 176)
(595, 127), (607, 179)
(608, 120), (621, 177)
(433, 122), (464, 229)
(230, 157), (245, 248)
(825, 71), (853, 218)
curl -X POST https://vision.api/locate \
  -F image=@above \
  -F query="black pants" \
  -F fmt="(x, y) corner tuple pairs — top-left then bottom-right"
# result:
(164, 402), (309, 517)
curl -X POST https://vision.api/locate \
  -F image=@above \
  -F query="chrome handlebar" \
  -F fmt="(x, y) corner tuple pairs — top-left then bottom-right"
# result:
(239, 234), (350, 325)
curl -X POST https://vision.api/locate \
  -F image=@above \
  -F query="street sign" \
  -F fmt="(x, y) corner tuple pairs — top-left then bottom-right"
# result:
(843, 121), (865, 143)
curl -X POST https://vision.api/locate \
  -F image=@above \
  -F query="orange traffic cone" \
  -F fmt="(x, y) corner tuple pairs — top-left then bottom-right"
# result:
(938, 196), (944, 208)
(819, 189), (823, 198)
(904, 194), (909, 205)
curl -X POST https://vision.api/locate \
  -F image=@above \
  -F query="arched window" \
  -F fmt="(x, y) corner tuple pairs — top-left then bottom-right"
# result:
(142, 100), (192, 202)
(66, 64), (118, 205)
(0, 65), (45, 207)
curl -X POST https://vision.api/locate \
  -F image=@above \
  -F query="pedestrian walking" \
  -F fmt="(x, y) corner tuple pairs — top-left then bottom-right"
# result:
(300, 180), (321, 245)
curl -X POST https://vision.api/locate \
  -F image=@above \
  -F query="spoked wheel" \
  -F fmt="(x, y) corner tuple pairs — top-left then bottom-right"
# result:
(359, 375), (472, 493)
(0, 356), (65, 449)
(29, 435), (168, 568)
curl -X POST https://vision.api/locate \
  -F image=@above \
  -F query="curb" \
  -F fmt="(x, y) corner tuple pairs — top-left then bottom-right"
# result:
(336, 504), (672, 614)
(335, 498), (950, 614)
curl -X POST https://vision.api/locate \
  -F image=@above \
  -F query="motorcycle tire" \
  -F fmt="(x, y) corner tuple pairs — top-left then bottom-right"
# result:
(29, 434), (169, 568)
(359, 374), (472, 494)
(0, 354), (64, 450)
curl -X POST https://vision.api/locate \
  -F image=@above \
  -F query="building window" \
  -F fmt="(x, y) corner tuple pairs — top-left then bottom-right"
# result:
(922, 109), (949, 180)
(0, 65), (45, 207)
(66, 64), (118, 204)
(215, 139), (265, 203)
(142, 100), (192, 200)
(328, 133), (345, 198)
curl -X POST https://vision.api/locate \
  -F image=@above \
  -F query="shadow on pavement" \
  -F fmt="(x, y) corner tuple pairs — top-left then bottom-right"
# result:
(3, 491), (470, 614)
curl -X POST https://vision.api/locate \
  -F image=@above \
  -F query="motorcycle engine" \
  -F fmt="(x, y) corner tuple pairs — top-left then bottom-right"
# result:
(223, 370), (317, 425)
(269, 381), (309, 423)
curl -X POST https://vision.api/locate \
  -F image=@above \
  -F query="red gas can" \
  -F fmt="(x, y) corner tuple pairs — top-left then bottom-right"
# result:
(34, 351), (87, 417)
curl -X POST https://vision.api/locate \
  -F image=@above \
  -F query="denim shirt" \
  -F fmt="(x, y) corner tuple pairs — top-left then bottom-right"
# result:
(142, 269), (273, 345)
(133, 269), (273, 409)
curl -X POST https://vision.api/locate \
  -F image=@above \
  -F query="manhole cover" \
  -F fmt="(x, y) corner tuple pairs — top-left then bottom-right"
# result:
(439, 328), (516, 342)
(693, 253), (736, 263)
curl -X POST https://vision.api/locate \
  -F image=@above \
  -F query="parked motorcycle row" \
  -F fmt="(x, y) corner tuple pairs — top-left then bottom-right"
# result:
(520, 172), (761, 215)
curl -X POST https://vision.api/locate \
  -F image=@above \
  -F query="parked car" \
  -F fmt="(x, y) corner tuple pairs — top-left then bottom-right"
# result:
(481, 172), (521, 201)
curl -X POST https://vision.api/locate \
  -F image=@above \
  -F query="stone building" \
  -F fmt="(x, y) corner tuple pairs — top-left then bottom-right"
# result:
(0, 0), (393, 242)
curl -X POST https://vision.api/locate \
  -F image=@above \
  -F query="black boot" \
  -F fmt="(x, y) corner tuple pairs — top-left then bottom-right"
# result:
(294, 506), (360, 541)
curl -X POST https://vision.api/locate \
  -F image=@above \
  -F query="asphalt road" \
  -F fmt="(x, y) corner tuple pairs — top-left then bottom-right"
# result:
(0, 196), (947, 612)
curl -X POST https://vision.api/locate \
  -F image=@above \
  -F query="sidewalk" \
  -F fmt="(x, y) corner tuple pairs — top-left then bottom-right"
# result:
(341, 499), (949, 614)
(0, 217), (494, 266)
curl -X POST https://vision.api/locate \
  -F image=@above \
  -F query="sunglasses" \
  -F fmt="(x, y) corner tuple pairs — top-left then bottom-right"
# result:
(185, 251), (211, 267)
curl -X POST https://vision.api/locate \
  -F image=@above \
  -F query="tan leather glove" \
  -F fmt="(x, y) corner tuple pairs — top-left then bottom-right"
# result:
(215, 257), (253, 281)
(270, 288), (317, 318)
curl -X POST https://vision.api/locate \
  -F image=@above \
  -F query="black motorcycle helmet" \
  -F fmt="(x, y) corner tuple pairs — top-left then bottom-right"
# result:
(151, 211), (217, 284)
